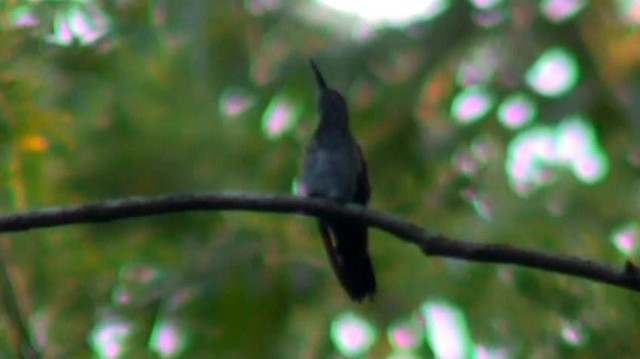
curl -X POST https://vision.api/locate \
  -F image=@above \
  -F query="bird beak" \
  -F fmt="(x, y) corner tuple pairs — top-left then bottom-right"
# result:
(309, 59), (328, 90)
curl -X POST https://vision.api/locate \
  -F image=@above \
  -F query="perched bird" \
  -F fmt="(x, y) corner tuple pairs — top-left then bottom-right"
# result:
(298, 59), (376, 301)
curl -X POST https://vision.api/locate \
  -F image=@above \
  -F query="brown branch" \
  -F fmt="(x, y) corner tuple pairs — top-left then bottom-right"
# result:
(0, 192), (638, 293)
(0, 239), (41, 359)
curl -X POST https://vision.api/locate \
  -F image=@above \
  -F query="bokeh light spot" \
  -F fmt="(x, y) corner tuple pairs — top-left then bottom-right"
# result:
(46, 4), (110, 46)
(421, 301), (473, 359)
(611, 222), (639, 256)
(556, 117), (609, 183)
(559, 319), (586, 346)
(506, 115), (609, 196)
(261, 95), (300, 139)
(90, 317), (131, 359)
(461, 187), (493, 221)
(219, 88), (254, 117)
(508, 127), (555, 189)
(318, 0), (450, 26)
(475, 345), (510, 359)
(617, 0), (640, 25)
(497, 93), (537, 129)
(48, 11), (72, 46)
(149, 319), (186, 358)
(451, 87), (494, 124)
(387, 318), (422, 351)
(9, 5), (39, 27)
(572, 153), (607, 184)
(540, 0), (587, 23)
(330, 312), (376, 357)
(469, 0), (504, 10)
(526, 47), (579, 97)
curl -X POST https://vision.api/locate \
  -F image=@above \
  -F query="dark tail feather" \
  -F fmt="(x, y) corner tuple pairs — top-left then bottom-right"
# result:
(318, 219), (376, 301)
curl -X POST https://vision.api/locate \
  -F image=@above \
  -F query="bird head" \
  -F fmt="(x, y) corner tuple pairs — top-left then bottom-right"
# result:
(309, 59), (349, 126)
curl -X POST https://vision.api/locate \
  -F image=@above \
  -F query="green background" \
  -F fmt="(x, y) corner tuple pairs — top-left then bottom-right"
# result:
(1, 0), (639, 358)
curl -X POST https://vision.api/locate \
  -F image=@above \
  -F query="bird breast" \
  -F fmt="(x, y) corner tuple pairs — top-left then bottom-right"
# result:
(301, 141), (359, 203)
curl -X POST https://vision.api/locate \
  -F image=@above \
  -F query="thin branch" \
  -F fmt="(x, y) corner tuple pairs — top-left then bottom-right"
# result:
(0, 239), (41, 359)
(0, 192), (638, 293)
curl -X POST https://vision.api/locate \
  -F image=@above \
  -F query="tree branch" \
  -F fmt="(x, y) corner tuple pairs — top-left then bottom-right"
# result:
(0, 192), (638, 292)
(0, 239), (41, 359)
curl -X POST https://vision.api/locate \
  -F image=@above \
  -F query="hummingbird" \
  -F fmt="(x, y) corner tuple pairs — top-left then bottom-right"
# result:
(298, 59), (376, 301)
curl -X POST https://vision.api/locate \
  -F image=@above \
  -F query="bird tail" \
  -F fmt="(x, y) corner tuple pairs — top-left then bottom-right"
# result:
(318, 219), (376, 301)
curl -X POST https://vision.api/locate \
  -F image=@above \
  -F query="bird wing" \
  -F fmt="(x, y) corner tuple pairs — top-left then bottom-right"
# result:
(353, 143), (371, 206)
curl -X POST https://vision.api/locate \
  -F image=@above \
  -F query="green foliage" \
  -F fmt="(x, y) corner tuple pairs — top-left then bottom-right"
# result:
(2, 0), (640, 357)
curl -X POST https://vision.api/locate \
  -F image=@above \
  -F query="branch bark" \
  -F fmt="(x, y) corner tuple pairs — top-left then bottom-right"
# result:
(0, 192), (638, 292)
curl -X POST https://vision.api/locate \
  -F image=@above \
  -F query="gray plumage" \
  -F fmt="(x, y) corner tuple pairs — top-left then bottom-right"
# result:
(300, 60), (376, 301)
